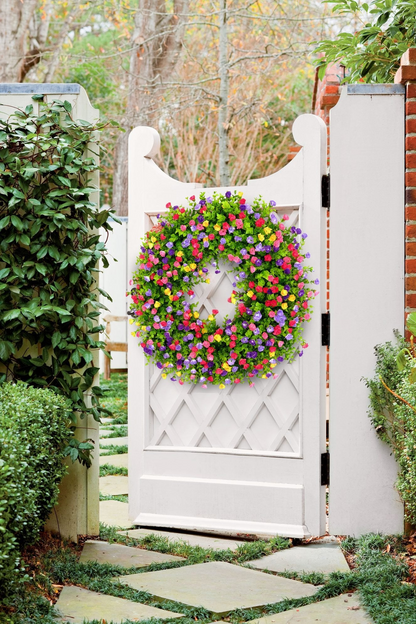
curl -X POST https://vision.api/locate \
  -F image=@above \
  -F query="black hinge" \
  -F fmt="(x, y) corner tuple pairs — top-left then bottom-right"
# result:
(321, 312), (330, 347)
(321, 452), (330, 486)
(322, 174), (330, 209)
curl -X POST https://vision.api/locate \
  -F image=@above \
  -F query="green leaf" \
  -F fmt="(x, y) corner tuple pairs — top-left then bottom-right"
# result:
(397, 348), (409, 371)
(11, 215), (23, 230)
(0, 216), (10, 229)
(0, 340), (15, 360)
(407, 312), (416, 336)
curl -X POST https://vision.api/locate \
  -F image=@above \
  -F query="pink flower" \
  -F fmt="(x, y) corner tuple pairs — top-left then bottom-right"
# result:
(235, 219), (244, 229)
(283, 214), (289, 220)
(249, 323), (256, 331)
(180, 225), (186, 231)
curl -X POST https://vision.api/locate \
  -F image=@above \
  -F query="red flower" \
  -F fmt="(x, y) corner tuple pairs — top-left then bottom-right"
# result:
(228, 213), (236, 221)
(239, 212), (246, 219)
(212, 309), (219, 315)
(166, 202), (171, 208)
(255, 218), (265, 227)
(238, 304), (246, 314)
(190, 195), (195, 201)
(173, 214), (179, 220)
(239, 198), (246, 204)
(264, 254), (272, 262)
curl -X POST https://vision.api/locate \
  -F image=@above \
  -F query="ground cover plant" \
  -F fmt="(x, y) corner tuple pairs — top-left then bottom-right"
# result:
(0, 383), (72, 600)
(0, 96), (118, 465)
(3, 530), (416, 624)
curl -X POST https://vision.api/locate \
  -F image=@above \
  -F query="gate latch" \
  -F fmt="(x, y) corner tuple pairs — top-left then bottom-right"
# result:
(321, 312), (330, 347)
(321, 452), (330, 486)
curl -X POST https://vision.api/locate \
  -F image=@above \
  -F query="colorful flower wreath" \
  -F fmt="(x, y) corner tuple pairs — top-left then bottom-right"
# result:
(128, 191), (318, 387)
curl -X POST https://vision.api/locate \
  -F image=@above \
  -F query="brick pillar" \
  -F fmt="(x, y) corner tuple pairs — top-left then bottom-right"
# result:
(395, 49), (416, 321)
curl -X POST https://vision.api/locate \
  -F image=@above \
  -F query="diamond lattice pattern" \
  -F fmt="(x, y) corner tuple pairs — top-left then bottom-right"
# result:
(146, 207), (301, 455)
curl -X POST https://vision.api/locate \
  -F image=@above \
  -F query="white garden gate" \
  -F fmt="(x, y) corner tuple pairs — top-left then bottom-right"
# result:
(128, 115), (327, 538)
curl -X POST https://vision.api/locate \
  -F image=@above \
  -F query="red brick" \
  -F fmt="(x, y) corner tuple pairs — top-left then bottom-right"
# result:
(406, 242), (416, 256)
(406, 172), (416, 186)
(321, 94), (340, 109)
(407, 188), (416, 204)
(407, 153), (416, 168)
(407, 224), (416, 238)
(407, 101), (416, 116)
(406, 119), (416, 134)
(406, 276), (416, 291)
(406, 294), (416, 308)
(406, 259), (416, 272)
(402, 48), (416, 65)
(406, 206), (416, 220)
(408, 84), (416, 98)
(325, 85), (339, 95)
(406, 136), (416, 151)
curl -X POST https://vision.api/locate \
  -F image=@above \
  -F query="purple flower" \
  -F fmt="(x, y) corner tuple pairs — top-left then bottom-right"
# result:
(221, 237), (226, 244)
(315, 279), (320, 285)
(270, 212), (278, 224)
(305, 252), (310, 258)
(207, 197), (213, 203)
(269, 200), (276, 207)
(225, 191), (232, 198)
(247, 236), (254, 244)
(302, 233), (308, 239)
(253, 311), (262, 322)
(254, 213), (260, 219)
(166, 242), (173, 248)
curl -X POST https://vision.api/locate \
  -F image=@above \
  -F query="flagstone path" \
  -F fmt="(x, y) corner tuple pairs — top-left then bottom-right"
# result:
(53, 381), (374, 623)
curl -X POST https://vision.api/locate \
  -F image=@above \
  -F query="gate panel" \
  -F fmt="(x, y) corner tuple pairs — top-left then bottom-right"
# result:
(128, 116), (327, 537)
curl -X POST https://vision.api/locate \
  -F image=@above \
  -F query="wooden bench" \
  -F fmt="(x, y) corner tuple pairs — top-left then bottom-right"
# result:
(103, 314), (128, 380)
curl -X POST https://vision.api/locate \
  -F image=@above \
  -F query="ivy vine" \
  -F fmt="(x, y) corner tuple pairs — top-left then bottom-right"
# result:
(0, 96), (118, 465)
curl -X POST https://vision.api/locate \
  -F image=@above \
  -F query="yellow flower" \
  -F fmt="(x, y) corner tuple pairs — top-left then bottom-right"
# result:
(162, 373), (167, 379)
(131, 331), (136, 336)
(203, 220), (209, 227)
(271, 363), (276, 368)
(247, 290), (253, 298)
(281, 289), (287, 296)
(141, 325), (146, 330)
(219, 384), (225, 389)
(148, 243), (154, 249)
(177, 371), (181, 376)
(258, 234), (264, 241)
(289, 295), (295, 302)
(206, 278), (210, 284)
(194, 312), (199, 318)
(164, 288), (171, 295)
(129, 318), (134, 324)
(264, 227), (271, 235)
(238, 191), (243, 197)
(155, 301), (161, 308)
(190, 263), (196, 270)
(169, 295), (173, 301)
(151, 236), (156, 242)
(201, 327), (207, 334)
(269, 234), (276, 242)
(282, 303), (288, 310)
(208, 314), (214, 321)
(214, 224), (221, 231)
(262, 374), (266, 378)
(222, 362), (231, 371)
(214, 334), (221, 342)
(184, 266), (191, 272)
(177, 251), (183, 257)
(135, 321), (140, 325)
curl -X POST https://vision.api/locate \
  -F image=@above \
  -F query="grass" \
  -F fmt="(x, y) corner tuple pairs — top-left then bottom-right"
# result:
(101, 425), (128, 438)
(100, 444), (128, 456)
(100, 463), (128, 477)
(4, 531), (416, 624)
(100, 373), (128, 425)
(99, 494), (129, 503)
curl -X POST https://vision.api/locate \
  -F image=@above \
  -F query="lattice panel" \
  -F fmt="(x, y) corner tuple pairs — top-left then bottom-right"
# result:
(145, 205), (302, 456)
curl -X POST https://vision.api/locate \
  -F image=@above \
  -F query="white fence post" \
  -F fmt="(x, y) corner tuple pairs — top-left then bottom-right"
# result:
(329, 84), (405, 535)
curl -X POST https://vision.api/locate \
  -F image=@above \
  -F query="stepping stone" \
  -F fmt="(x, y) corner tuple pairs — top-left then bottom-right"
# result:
(100, 500), (133, 529)
(248, 542), (350, 575)
(55, 585), (183, 623)
(115, 561), (318, 615)
(120, 528), (244, 551)
(249, 593), (373, 623)
(101, 436), (129, 447)
(100, 475), (128, 496)
(80, 540), (185, 567)
(99, 453), (129, 468)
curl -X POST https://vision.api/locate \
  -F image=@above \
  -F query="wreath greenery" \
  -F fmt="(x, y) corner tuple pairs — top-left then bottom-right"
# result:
(128, 191), (318, 387)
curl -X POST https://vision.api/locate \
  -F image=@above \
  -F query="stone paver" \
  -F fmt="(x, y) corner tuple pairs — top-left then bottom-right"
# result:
(100, 500), (133, 529)
(99, 453), (129, 468)
(249, 593), (373, 623)
(100, 475), (128, 495)
(55, 586), (183, 623)
(115, 561), (318, 615)
(120, 528), (244, 551)
(80, 540), (185, 567)
(100, 436), (129, 447)
(248, 543), (349, 575)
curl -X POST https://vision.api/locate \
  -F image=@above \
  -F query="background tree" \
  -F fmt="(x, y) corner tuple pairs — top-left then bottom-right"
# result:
(315, 0), (416, 83)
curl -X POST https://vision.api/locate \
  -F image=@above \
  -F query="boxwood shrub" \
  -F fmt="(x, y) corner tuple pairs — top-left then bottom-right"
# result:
(0, 382), (71, 596)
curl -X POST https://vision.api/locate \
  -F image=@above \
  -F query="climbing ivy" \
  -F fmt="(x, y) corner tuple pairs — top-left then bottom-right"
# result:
(0, 96), (118, 463)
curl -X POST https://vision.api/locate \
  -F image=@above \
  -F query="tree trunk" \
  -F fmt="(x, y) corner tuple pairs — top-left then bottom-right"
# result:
(218, 0), (230, 186)
(0, 0), (38, 82)
(112, 0), (189, 216)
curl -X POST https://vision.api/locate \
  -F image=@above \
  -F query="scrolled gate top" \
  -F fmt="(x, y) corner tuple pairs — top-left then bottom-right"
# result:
(129, 126), (160, 159)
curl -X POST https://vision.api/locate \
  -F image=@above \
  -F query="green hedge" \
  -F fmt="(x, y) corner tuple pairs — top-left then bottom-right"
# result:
(0, 382), (71, 596)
